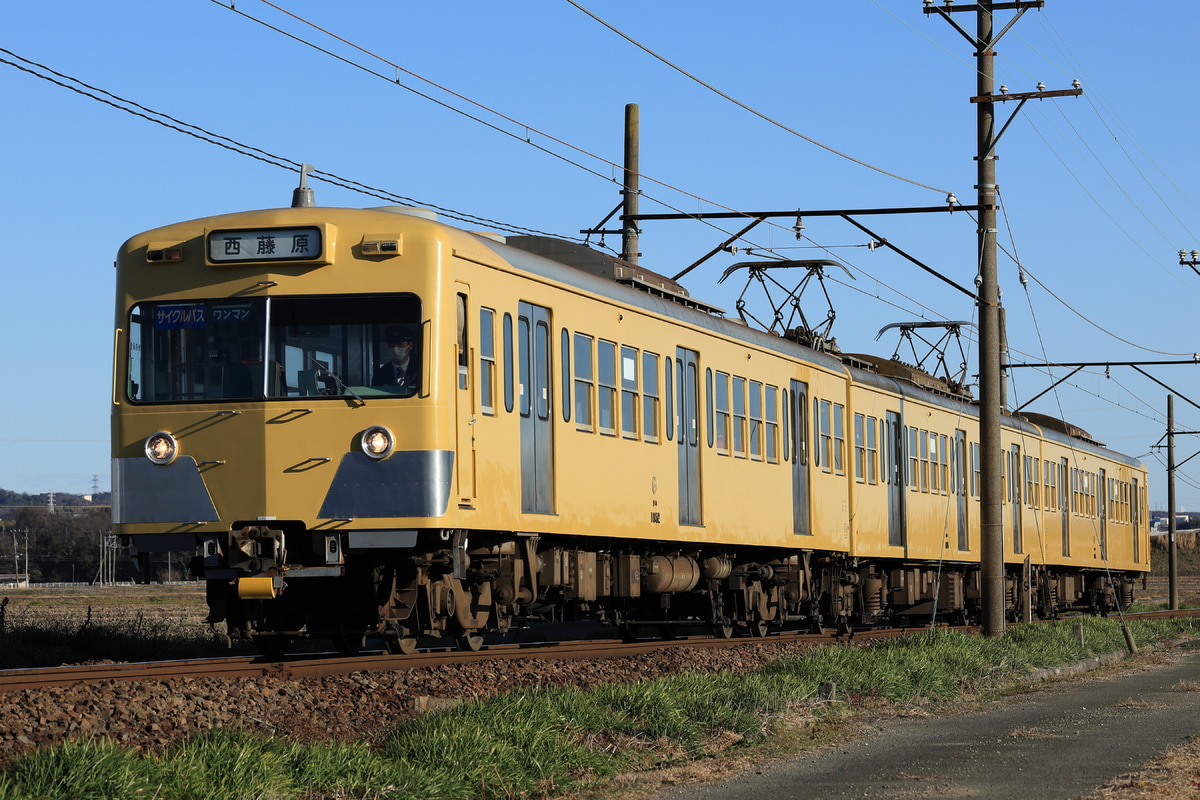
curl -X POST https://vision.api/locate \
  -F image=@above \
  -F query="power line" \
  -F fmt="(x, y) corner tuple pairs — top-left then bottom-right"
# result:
(566, 0), (952, 196)
(0, 47), (574, 240)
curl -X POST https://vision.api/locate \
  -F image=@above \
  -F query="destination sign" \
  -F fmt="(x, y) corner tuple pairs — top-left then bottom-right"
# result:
(207, 226), (322, 263)
(154, 303), (206, 330)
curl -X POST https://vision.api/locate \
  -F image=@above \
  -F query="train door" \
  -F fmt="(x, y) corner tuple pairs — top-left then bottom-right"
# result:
(1060, 458), (1070, 556)
(454, 289), (476, 505)
(955, 429), (968, 550)
(790, 380), (810, 536)
(518, 302), (554, 514)
(676, 347), (702, 526)
(1133, 477), (1141, 563)
(886, 410), (905, 547)
(1009, 444), (1022, 553)
(1099, 468), (1108, 561)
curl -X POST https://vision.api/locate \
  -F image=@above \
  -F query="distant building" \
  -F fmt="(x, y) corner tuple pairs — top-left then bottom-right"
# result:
(0, 572), (29, 588)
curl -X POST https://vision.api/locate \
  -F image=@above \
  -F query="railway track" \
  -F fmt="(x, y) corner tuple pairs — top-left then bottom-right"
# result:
(0, 625), (959, 692)
(3, 610), (1191, 693)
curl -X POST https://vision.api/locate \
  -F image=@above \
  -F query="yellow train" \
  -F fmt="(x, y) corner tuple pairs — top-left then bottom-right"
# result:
(111, 189), (1150, 655)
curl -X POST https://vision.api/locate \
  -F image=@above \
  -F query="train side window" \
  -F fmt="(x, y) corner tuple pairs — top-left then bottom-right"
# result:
(705, 368), (714, 448)
(866, 416), (878, 484)
(642, 351), (660, 443)
(573, 333), (594, 432)
(732, 377), (747, 458)
(920, 430), (930, 492)
(503, 313), (514, 414)
(938, 434), (948, 495)
(928, 434), (937, 493)
(665, 357), (675, 441)
(854, 413), (866, 482)
(1043, 460), (1055, 510)
(479, 307), (496, 416)
(714, 372), (731, 455)
(818, 399), (832, 473)
(620, 345), (639, 440)
(598, 340), (617, 436)
(907, 427), (919, 489)
(561, 328), (571, 423)
(456, 293), (469, 392)
(749, 380), (763, 461)
(1027, 456), (1040, 507)
(765, 384), (778, 464)
(971, 442), (981, 497)
(781, 388), (791, 462)
(832, 403), (846, 475)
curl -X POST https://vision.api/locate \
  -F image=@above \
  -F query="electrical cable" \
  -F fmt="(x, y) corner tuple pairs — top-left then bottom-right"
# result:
(0, 46), (578, 240)
(566, 0), (953, 196)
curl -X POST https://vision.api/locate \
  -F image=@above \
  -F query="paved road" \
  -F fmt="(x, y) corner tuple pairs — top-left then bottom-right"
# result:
(651, 643), (1200, 799)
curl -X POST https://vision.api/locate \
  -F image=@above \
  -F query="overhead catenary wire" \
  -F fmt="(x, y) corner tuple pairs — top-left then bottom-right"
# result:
(214, 0), (1008, 329)
(0, 47), (573, 240)
(884, 1), (1200, 296)
(1031, 14), (1200, 228)
(565, 0), (953, 196)
(206, 0), (841, 262)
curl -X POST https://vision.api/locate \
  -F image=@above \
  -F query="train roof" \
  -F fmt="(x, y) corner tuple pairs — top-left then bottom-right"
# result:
(479, 228), (1143, 469)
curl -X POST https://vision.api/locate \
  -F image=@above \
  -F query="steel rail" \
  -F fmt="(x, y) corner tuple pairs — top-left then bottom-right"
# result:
(0, 625), (968, 693)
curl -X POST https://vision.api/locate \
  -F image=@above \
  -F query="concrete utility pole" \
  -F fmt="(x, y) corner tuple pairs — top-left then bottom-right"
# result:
(974, 4), (1007, 638)
(1167, 395), (1178, 610)
(925, 0), (1081, 636)
(620, 103), (640, 265)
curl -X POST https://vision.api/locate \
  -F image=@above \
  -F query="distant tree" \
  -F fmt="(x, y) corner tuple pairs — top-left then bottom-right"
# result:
(4, 505), (125, 583)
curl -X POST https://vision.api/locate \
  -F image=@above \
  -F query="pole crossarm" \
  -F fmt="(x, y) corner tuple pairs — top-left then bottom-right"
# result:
(973, 87), (1083, 159)
(971, 87), (1082, 103)
(923, 1), (1044, 48)
(625, 204), (980, 223)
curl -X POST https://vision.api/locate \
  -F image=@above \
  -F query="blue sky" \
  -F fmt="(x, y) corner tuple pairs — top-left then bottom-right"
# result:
(3, 1), (1199, 510)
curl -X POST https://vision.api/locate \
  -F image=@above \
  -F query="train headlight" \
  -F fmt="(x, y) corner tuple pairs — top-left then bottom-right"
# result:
(144, 431), (179, 465)
(361, 426), (395, 460)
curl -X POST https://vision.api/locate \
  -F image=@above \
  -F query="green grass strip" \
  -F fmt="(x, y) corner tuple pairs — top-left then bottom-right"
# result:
(0, 617), (1193, 799)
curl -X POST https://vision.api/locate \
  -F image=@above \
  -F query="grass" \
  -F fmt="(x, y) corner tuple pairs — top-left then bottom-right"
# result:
(0, 586), (253, 668)
(0, 616), (1195, 800)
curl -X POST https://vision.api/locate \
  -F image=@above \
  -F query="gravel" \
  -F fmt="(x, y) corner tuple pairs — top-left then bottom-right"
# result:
(0, 639), (825, 767)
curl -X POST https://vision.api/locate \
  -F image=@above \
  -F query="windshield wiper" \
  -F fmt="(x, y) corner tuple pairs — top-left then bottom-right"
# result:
(309, 355), (365, 406)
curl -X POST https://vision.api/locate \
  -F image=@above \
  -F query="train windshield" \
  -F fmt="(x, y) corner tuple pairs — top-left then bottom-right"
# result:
(126, 294), (422, 402)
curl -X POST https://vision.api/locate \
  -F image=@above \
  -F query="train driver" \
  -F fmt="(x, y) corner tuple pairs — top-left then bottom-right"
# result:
(372, 325), (420, 395)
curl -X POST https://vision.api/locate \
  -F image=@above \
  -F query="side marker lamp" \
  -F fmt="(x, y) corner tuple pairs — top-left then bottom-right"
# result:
(146, 248), (183, 262)
(361, 236), (401, 256)
(144, 431), (179, 465)
(361, 426), (395, 460)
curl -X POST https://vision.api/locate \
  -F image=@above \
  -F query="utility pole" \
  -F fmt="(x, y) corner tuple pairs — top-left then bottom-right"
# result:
(974, 3), (1006, 638)
(925, 0), (1081, 636)
(620, 103), (640, 265)
(1167, 394), (1178, 610)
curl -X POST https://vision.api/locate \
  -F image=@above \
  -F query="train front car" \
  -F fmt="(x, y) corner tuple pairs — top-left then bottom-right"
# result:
(112, 204), (468, 656)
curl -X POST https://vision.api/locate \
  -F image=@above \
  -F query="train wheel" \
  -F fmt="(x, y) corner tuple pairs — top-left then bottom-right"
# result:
(715, 623), (735, 639)
(385, 636), (418, 655)
(458, 632), (485, 651)
(751, 620), (770, 638)
(382, 624), (418, 655)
